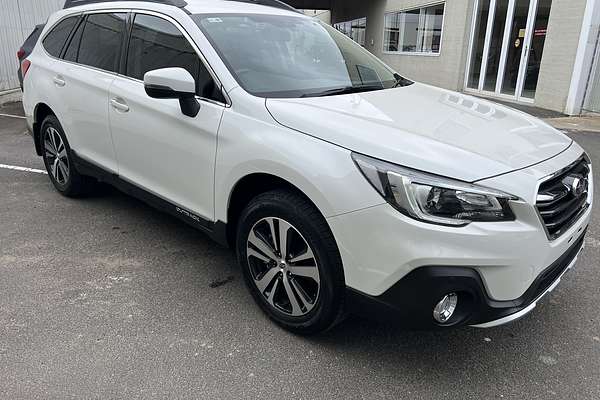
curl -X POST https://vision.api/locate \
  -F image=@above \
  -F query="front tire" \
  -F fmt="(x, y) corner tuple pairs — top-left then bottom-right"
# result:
(236, 189), (346, 335)
(41, 115), (92, 197)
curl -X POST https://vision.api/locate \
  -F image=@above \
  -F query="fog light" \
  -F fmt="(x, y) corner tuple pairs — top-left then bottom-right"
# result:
(433, 293), (458, 324)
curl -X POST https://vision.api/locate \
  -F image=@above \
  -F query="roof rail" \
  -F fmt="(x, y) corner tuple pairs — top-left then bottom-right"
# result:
(224, 0), (301, 13)
(63, 0), (300, 14)
(63, 0), (188, 9)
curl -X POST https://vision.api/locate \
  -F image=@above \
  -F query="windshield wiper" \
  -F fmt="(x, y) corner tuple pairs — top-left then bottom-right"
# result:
(300, 85), (384, 98)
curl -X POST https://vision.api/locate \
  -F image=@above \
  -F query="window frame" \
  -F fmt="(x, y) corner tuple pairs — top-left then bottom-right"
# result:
(382, 2), (446, 57)
(43, 9), (130, 75)
(72, 11), (128, 74)
(41, 13), (84, 59)
(41, 9), (229, 107)
(62, 14), (86, 63)
(124, 10), (229, 107)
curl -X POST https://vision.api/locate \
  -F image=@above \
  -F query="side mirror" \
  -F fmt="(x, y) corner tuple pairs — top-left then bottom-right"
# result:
(144, 67), (200, 118)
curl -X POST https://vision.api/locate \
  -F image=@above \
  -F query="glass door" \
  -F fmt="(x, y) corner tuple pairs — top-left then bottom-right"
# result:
(465, 0), (551, 102)
(466, 0), (491, 89)
(483, 0), (510, 92)
(500, 0), (531, 96)
(520, 0), (552, 99)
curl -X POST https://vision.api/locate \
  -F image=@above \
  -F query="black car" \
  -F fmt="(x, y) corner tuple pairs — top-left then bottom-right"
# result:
(17, 24), (45, 90)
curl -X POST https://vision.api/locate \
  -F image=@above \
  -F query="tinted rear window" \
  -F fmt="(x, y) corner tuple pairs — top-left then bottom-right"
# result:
(42, 16), (79, 57)
(63, 18), (84, 62)
(77, 13), (126, 72)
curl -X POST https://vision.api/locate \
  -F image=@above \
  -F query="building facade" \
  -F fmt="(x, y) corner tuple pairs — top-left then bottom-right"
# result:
(320, 0), (600, 115)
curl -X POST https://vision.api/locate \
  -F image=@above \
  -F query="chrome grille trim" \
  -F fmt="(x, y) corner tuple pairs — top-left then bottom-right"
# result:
(536, 155), (592, 240)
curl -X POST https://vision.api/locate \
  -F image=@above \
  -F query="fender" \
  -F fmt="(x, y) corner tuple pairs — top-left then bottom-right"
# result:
(213, 107), (385, 224)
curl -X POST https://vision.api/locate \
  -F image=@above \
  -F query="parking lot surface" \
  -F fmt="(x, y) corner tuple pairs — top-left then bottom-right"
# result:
(1, 102), (599, 399)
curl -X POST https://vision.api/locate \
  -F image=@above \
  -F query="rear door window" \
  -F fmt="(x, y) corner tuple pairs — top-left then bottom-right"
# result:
(76, 13), (127, 73)
(42, 16), (79, 58)
(63, 18), (84, 62)
(126, 14), (223, 101)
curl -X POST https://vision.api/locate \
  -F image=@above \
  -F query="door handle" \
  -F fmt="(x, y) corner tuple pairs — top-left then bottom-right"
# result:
(53, 76), (65, 87)
(110, 98), (130, 113)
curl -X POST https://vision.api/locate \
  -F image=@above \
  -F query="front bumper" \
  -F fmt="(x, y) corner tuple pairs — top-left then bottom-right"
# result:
(328, 143), (592, 328)
(328, 144), (592, 301)
(346, 231), (585, 328)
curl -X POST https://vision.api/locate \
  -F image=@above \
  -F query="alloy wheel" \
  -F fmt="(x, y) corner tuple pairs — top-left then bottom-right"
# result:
(44, 127), (70, 185)
(246, 217), (321, 317)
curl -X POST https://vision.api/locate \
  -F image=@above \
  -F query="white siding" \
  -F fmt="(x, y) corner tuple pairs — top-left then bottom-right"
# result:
(0, 0), (64, 92)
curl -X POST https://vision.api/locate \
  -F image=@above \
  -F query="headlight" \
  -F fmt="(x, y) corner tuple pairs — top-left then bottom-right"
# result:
(352, 153), (518, 226)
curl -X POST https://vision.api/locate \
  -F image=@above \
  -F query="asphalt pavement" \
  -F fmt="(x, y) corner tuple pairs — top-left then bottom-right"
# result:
(1, 101), (599, 399)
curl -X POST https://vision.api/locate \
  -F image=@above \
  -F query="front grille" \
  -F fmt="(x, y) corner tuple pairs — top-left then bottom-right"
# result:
(536, 157), (591, 240)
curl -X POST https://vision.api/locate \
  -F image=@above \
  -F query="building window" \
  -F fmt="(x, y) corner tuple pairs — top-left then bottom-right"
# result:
(334, 17), (367, 47)
(384, 3), (445, 54)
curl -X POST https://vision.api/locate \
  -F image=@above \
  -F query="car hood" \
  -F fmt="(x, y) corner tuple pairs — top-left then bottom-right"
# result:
(265, 83), (572, 182)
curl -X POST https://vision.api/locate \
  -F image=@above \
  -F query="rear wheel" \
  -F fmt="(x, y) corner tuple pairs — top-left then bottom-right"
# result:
(41, 115), (92, 197)
(236, 189), (346, 334)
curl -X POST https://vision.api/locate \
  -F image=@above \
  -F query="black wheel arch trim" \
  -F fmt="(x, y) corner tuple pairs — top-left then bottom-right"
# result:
(33, 103), (57, 157)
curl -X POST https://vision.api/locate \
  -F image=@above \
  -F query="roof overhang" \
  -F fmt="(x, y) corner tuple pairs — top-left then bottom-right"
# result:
(283, 0), (332, 9)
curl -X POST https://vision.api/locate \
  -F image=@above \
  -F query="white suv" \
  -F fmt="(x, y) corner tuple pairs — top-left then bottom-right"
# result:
(22, 0), (593, 334)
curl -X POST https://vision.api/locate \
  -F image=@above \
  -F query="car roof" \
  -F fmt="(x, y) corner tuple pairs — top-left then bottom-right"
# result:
(63, 0), (302, 15)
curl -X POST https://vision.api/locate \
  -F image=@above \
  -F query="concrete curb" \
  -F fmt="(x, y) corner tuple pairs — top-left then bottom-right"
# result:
(0, 89), (23, 105)
(544, 116), (600, 133)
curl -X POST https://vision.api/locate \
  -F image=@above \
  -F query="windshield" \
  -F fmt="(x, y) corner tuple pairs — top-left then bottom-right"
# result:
(193, 14), (410, 98)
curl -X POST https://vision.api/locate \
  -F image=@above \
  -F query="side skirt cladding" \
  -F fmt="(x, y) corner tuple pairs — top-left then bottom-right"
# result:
(71, 151), (229, 247)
